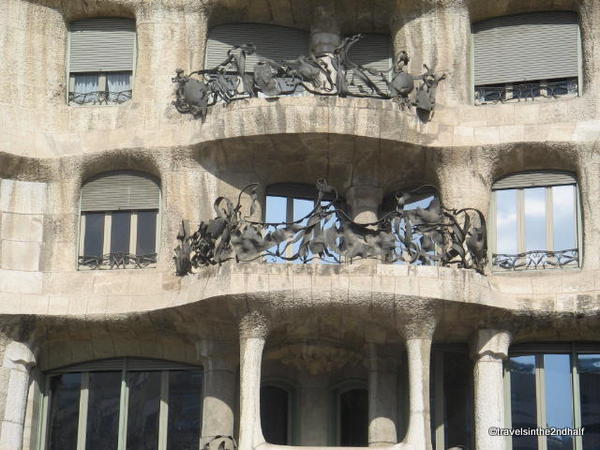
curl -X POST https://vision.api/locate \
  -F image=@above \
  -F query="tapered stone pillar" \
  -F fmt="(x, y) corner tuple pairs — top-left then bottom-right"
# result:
(367, 344), (398, 446)
(238, 313), (269, 450)
(0, 341), (36, 450)
(471, 329), (511, 450)
(403, 338), (432, 450)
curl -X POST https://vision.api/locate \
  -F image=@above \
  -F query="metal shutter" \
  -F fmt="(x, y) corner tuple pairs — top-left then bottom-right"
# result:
(81, 171), (160, 211)
(69, 18), (136, 73)
(473, 12), (580, 86)
(205, 23), (309, 70)
(493, 171), (576, 190)
(347, 33), (392, 93)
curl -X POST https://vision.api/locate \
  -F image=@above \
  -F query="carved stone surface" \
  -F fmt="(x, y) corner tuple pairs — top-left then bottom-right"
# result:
(173, 35), (446, 121)
(174, 179), (487, 275)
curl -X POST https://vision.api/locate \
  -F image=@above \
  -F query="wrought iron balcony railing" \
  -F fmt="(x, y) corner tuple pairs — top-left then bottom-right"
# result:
(172, 35), (446, 122)
(492, 249), (579, 271)
(174, 180), (487, 276)
(78, 252), (157, 270)
(475, 78), (578, 105)
(68, 90), (132, 106)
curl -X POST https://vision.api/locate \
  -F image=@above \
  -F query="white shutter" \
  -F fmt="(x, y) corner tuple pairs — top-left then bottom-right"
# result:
(205, 23), (309, 71)
(347, 33), (392, 93)
(493, 171), (576, 190)
(81, 171), (160, 211)
(473, 12), (580, 86)
(70, 18), (136, 73)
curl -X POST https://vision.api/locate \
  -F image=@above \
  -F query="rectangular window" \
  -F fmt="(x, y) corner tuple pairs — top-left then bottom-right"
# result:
(47, 373), (81, 450)
(86, 371), (122, 450)
(126, 371), (161, 450)
(83, 212), (105, 258)
(167, 370), (203, 450)
(137, 210), (158, 256)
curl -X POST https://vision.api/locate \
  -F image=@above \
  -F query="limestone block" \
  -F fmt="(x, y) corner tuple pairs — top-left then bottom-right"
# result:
(0, 180), (46, 215)
(0, 213), (43, 242)
(0, 270), (42, 294)
(0, 241), (41, 271)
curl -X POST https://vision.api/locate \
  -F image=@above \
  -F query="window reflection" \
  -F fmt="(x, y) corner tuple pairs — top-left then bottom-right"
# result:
(48, 373), (81, 450)
(544, 355), (573, 450)
(578, 355), (600, 450)
(167, 370), (203, 450)
(509, 355), (537, 450)
(127, 371), (161, 450)
(524, 188), (547, 251)
(86, 372), (121, 450)
(83, 213), (105, 257)
(496, 189), (518, 254)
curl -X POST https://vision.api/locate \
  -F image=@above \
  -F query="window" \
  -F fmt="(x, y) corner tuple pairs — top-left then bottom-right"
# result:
(473, 12), (581, 104)
(346, 33), (392, 95)
(79, 171), (160, 269)
(260, 385), (292, 445)
(505, 345), (598, 450)
(69, 18), (136, 105)
(337, 388), (368, 446)
(491, 171), (579, 270)
(265, 183), (342, 263)
(40, 358), (203, 450)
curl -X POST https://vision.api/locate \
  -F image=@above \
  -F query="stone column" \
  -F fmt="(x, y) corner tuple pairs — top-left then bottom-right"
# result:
(238, 313), (269, 450)
(0, 341), (36, 450)
(403, 338), (432, 450)
(367, 344), (398, 447)
(471, 329), (511, 450)
(200, 353), (238, 450)
(346, 185), (383, 226)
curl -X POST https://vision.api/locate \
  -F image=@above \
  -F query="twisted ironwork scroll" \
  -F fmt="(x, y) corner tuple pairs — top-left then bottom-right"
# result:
(172, 35), (445, 122)
(174, 180), (486, 276)
(78, 252), (157, 270)
(492, 249), (578, 271)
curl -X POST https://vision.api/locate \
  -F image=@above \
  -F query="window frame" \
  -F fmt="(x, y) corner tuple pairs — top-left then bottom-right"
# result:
(471, 11), (584, 105)
(260, 380), (297, 446)
(503, 344), (599, 450)
(77, 171), (161, 270)
(489, 171), (581, 271)
(37, 358), (203, 450)
(66, 18), (137, 106)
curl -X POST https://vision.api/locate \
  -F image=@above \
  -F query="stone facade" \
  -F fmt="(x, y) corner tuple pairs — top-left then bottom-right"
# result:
(1, 0), (600, 449)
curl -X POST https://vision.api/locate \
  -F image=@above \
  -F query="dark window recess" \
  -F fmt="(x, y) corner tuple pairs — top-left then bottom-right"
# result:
(126, 371), (161, 450)
(261, 386), (289, 445)
(86, 371), (122, 450)
(137, 210), (158, 256)
(167, 370), (203, 450)
(340, 389), (368, 446)
(83, 213), (105, 257)
(110, 211), (131, 254)
(48, 373), (81, 450)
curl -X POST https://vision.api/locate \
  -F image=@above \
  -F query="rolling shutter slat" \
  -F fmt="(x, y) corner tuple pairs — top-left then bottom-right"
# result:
(347, 33), (392, 94)
(205, 24), (309, 71)
(81, 172), (160, 211)
(493, 171), (576, 190)
(70, 18), (136, 72)
(473, 12), (579, 86)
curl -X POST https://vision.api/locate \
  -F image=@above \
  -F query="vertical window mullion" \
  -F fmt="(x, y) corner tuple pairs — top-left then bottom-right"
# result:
(79, 213), (86, 259)
(546, 187), (554, 252)
(158, 371), (169, 450)
(77, 372), (90, 450)
(489, 192), (497, 260)
(433, 351), (445, 450)
(535, 355), (548, 450)
(575, 185), (583, 266)
(503, 361), (513, 450)
(117, 366), (129, 450)
(130, 212), (138, 257)
(517, 189), (525, 253)
(103, 212), (112, 257)
(37, 378), (50, 450)
(571, 350), (583, 450)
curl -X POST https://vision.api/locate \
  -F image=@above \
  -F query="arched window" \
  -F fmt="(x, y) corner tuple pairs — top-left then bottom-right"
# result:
(491, 171), (580, 270)
(260, 384), (292, 445)
(473, 12), (581, 104)
(42, 358), (203, 450)
(68, 18), (136, 105)
(337, 387), (368, 446)
(79, 171), (160, 269)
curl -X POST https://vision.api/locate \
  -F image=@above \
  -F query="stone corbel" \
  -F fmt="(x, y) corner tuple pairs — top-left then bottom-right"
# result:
(471, 329), (512, 362)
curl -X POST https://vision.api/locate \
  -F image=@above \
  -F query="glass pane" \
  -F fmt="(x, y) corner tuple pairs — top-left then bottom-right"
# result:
(553, 185), (577, 251)
(265, 196), (287, 223)
(339, 389), (368, 446)
(111, 212), (131, 254)
(136, 210), (158, 256)
(261, 386), (289, 445)
(405, 194), (434, 210)
(167, 370), (203, 450)
(126, 371), (161, 450)
(577, 354), (600, 450)
(293, 198), (314, 223)
(107, 72), (132, 102)
(544, 354), (574, 450)
(48, 373), (81, 450)
(524, 187), (547, 251)
(510, 355), (537, 450)
(83, 213), (105, 257)
(73, 73), (100, 103)
(86, 371), (121, 450)
(495, 190), (518, 254)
